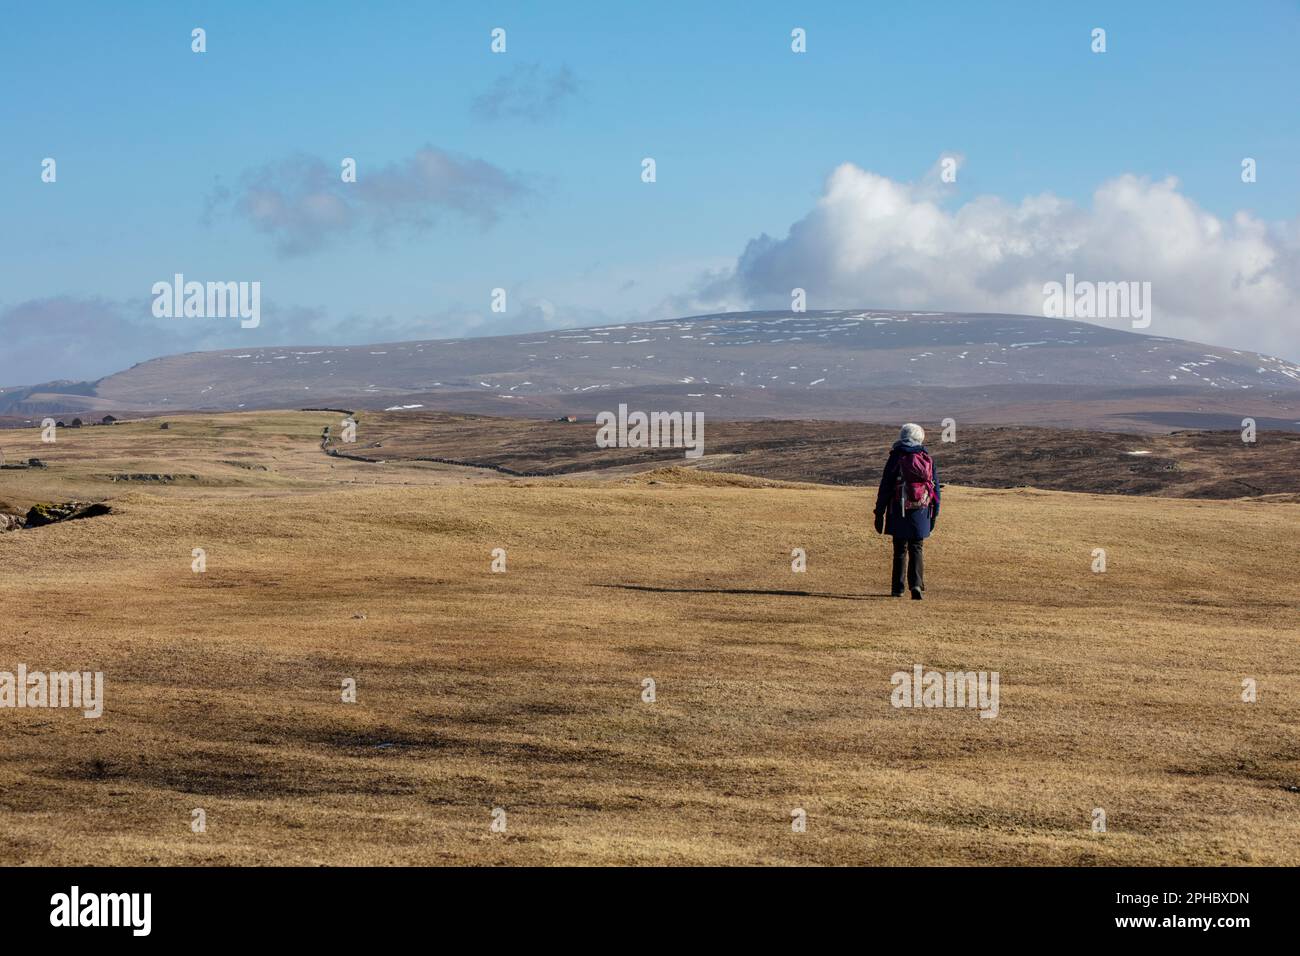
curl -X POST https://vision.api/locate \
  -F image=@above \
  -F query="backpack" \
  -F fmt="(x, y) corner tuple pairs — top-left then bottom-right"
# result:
(896, 449), (935, 512)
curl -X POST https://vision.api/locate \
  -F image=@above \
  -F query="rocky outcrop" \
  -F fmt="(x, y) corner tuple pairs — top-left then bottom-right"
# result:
(23, 502), (112, 528)
(97, 473), (197, 483)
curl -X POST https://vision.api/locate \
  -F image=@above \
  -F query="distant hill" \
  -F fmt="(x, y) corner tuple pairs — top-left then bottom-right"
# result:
(6, 310), (1300, 430)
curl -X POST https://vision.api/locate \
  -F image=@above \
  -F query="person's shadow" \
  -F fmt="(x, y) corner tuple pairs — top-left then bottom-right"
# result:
(596, 584), (894, 601)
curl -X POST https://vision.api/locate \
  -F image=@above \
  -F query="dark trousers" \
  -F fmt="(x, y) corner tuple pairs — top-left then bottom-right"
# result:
(891, 538), (924, 594)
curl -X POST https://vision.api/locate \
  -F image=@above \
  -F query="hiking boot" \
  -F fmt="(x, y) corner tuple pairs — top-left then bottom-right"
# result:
(910, 588), (923, 601)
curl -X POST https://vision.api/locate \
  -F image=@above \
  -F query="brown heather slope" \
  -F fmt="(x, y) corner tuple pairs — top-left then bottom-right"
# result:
(0, 412), (1297, 865)
(323, 410), (1300, 499)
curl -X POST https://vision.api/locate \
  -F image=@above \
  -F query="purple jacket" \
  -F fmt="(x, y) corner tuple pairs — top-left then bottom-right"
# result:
(873, 441), (940, 540)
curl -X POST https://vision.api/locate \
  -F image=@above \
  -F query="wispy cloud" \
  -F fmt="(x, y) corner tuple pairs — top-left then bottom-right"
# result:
(0, 297), (202, 386)
(472, 63), (579, 122)
(0, 294), (608, 387)
(207, 146), (528, 256)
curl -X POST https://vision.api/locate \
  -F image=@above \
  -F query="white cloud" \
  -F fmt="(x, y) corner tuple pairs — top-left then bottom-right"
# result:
(688, 162), (1300, 360)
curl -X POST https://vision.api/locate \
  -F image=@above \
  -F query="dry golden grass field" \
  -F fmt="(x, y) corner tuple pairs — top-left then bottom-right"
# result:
(1, 412), (1297, 865)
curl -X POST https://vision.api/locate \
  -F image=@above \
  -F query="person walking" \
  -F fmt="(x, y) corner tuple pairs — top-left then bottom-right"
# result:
(873, 423), (939, 599)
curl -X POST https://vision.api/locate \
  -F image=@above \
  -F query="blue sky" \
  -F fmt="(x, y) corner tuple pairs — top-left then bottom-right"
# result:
(2, 0), (1298, 384)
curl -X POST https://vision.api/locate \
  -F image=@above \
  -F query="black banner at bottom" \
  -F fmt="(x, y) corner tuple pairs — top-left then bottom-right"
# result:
(0, 866), (1289, 941)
